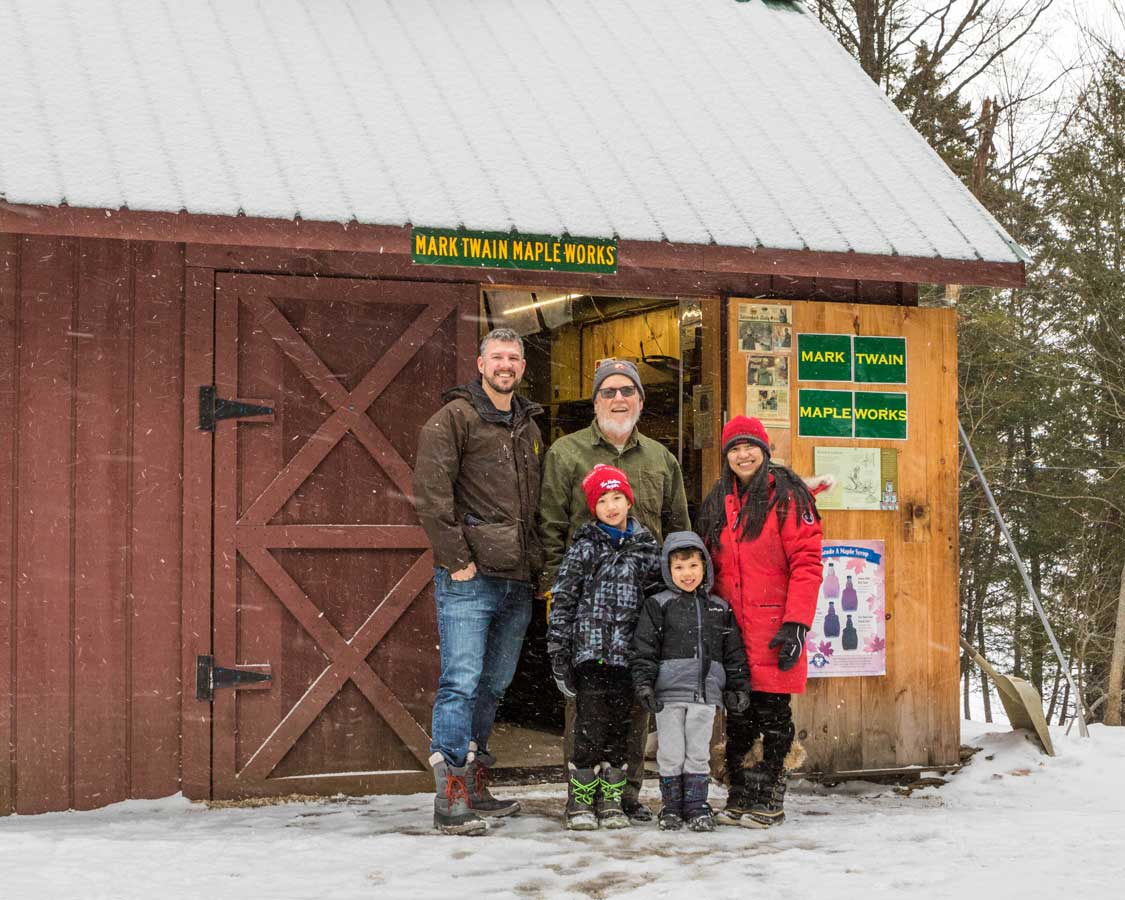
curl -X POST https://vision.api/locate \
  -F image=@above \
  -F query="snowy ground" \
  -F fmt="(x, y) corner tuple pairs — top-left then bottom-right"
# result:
(2, 721), (1122, 900)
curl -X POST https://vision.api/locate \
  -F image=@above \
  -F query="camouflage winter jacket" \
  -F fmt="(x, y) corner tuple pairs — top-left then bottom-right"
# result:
(546, 519), (660, 668)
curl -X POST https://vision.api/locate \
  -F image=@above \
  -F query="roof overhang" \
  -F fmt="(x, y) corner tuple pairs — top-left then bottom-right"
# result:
(0, 203), (1025, 289)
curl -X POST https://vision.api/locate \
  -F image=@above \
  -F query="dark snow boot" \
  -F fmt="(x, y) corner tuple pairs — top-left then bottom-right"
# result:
(741, 740), (805, 829)
(431, 754), (487, 836)
(466, 746), (520, 817)
(565, 764), (599, 831)
(595, 764), (630, 829)
(741, 766), (786, 828)
(716, 768), (756, 826)
(657, 775), (684, 831)
(682, 773), (715, 832)
(622, 790), (654, 823)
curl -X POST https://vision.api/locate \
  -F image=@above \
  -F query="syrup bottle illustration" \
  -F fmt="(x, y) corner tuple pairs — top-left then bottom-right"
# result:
(823, 562), (840, 599)
(841, 575), (858, 611)
(823, 601), (841, 638)
(842, 615), (859, 651)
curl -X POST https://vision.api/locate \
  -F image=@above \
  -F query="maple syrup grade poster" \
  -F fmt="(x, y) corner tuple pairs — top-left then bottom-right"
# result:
(807, 540), (887, 678)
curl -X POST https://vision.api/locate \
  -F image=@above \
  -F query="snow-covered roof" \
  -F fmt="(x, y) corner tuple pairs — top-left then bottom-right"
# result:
(0, 0), (1025, 264)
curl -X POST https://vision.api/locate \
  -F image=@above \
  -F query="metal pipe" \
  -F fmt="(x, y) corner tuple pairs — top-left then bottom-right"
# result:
(958, 419), (1089, 737)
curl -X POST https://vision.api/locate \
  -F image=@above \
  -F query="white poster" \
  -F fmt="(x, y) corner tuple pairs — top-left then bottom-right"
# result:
(807, 540), (886, 678)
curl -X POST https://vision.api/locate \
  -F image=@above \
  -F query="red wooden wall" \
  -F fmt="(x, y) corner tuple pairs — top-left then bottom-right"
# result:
(0, 229), (921, 816)
(0, 234), (184, 814)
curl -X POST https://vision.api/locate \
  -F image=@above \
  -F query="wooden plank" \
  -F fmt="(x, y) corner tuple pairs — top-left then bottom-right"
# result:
(0, 233), (19, 815)
(72, 238), (132, 810)
(129, 241), (185, 798)
(180, 267), (214, 801)
(928, 309), (961, 765)
(0, 202), (1026, 287)
(14, 235), (76, 813)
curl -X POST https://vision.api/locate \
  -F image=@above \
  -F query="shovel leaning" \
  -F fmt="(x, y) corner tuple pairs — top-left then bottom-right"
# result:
(960, 637), (1055, 756)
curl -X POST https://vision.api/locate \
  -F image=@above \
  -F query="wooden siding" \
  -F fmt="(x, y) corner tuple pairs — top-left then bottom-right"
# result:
(726, 300), (960, 771)
(0, 235), (184, 815)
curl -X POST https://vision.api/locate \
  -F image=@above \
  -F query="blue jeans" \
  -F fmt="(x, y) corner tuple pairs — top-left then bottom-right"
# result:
(430, 568), (533, 767)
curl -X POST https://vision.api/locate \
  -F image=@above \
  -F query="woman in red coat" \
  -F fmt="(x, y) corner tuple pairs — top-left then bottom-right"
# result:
(696, 416), (823, 829)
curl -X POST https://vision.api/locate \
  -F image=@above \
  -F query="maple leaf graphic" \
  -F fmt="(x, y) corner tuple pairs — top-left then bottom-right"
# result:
(818, 641), (835, 657)
(846, 557), (866, 575)
(864, 636), (886, 653)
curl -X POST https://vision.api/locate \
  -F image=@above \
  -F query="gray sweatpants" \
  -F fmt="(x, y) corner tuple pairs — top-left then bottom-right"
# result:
(655, 702), (717, 776)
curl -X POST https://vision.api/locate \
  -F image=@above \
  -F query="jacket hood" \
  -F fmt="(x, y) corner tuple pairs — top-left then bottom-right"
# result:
(443, 378), (543, 424)
(660, 531), (714, 594)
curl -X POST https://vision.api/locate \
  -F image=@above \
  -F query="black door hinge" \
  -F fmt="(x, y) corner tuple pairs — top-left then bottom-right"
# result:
(196, 654), (273, 701)
(199, 385), (273, 432)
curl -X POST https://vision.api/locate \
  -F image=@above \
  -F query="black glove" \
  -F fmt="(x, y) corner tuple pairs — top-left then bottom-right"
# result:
(551, 655), (577, 699)
(635, 684), (663, 714)
(768, 622), (809, 672)
(723, 689), (751, 713)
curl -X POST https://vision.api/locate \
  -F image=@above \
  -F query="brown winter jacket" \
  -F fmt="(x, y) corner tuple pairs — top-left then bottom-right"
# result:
(414, 379), (544, 584)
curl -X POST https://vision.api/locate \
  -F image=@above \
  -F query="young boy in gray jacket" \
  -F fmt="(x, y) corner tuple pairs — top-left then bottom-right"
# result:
(631, 531), (751, 831)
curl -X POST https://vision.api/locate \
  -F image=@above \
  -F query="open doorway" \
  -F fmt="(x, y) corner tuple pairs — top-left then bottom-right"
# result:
(480, 288), (720, 772)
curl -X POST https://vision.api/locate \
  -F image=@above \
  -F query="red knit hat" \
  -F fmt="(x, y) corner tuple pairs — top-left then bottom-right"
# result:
(581, 464), (634, 515)
(721, 416), (771, 457)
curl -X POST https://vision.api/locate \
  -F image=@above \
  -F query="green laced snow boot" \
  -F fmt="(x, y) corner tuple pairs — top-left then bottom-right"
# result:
(595, 764), (630, 829)
(565, 764), (599, 831)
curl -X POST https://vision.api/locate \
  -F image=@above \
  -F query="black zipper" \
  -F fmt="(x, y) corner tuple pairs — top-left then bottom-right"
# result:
(694, 591), (705, 703)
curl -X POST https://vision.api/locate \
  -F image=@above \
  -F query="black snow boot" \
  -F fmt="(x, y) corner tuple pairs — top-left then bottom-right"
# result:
(682, 773), (715, 832)
(741, 766), (786, 828)
(716, 768), (757, 826)
(595, 764), (630, 829)
(565, 764), (599, 831)
(622, 791), (654, 823)
(466, 746), (520, 817)
(657, 775), (684, 831)
(742, 740), (805, 829)
(431, 754), (487, 836)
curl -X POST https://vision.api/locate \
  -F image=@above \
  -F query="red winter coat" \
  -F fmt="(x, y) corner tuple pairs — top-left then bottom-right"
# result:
(710, 478), (824, 694)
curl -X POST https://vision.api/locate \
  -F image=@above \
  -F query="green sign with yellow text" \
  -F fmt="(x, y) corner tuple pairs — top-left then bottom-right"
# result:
(797, 334), (852, 381)
(799, 389), (908, 440)
(412, 227), (618, 274)
(854, 336), (907, 384)
(797, 389), (854, 437)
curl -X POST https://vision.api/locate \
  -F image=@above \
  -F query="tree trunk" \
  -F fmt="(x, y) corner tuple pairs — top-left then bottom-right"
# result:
(977, 616), (992, 723)
(1058, 680), (1070, 727)
(1104, 556), (1125, 726)
(1046, 665), (1062, 723)
(963, 668), (972, 720)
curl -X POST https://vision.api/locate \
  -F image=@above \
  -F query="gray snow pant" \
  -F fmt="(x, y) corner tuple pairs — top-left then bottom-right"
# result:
(655, 702), (717, 776)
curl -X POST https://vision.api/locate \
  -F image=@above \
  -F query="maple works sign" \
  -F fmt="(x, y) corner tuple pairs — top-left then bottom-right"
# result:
(412, 226), (618, 274)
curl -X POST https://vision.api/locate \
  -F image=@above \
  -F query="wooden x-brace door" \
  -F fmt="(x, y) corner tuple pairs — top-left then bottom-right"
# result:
(209, 274), (475, 799)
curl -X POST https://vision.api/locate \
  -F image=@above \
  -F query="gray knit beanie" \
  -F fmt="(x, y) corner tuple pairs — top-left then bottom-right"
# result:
(591, 358), (645, 399)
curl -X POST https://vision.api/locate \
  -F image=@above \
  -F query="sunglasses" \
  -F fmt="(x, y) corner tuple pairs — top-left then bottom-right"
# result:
(596, 385), (639, 399)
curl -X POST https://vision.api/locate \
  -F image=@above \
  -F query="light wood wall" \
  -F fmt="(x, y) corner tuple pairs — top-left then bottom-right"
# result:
(726, 299), (960, 772)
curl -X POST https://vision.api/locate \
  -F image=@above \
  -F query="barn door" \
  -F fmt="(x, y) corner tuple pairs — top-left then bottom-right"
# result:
(208, 274), (475, 799)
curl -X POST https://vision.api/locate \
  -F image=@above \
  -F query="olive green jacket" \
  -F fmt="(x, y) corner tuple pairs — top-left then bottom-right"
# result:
(539, 420), (690, 592)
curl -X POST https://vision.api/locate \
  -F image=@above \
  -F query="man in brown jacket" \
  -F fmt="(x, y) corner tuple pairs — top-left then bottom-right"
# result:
(414, 327), (543, 836)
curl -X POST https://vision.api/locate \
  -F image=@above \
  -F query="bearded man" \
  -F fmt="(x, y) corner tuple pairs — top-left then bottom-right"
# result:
(415, 327), (543, 835)
(539, 358), (689, 821)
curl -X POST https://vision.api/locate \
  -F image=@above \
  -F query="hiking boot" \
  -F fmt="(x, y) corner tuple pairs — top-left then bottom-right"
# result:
(431, 753), (487, 836)
(715, 768), (757, 826)
(595, 764), (630, 829)
(740, 767), (786, 829)
(683, 773), (715, 832)
(565, 764), (599, 831)
(466, 747), (520, 818)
